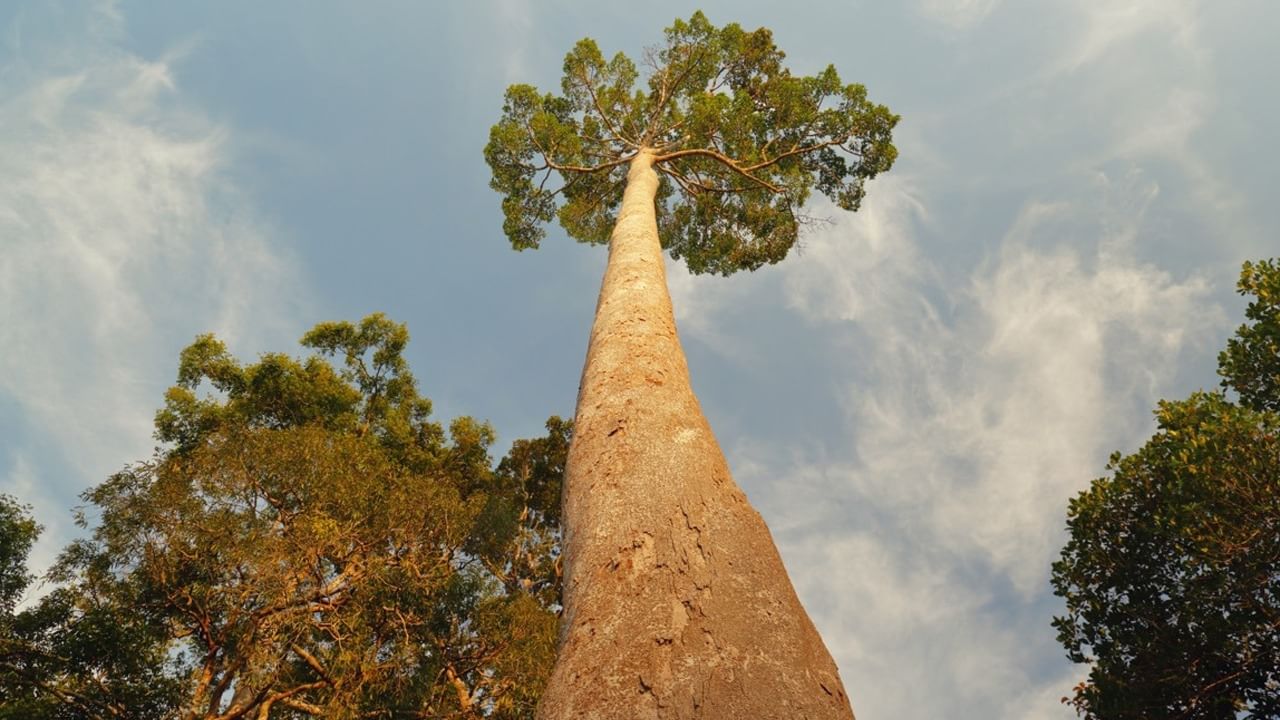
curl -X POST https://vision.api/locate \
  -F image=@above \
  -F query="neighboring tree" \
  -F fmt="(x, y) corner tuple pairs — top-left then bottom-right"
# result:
(0, 496), (39, 616)
(0, 522), (181, 719)
(485, 12), (897, 718)
(2, 315), (568, 719)
(1052, 260), (1280, 719)
(0, 496), (47, 718)
(1220, 259), (1280, 414)
(2, 498), (135, 719)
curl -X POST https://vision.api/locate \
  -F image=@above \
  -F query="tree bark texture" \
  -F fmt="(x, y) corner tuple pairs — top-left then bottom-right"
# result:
(536, 150), (856, 719)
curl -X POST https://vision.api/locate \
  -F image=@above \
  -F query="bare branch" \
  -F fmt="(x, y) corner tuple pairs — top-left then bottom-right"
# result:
(545, 155), (634, 176)
(279, 696), (326, 716)
(446, 665), (474, 714)
(290, 643), (336, 687)
(657, 165), (740, 195)
(641, 44), (706, 146)
(651, 148), (783, 193)
(742, 137), (845, 173)
(575, 65), (638, 149)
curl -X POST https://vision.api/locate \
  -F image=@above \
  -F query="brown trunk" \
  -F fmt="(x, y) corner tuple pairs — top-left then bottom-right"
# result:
(536, 150), (856, 719)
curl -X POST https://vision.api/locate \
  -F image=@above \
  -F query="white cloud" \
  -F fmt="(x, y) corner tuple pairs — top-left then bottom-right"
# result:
(915, 0), (1003, 30)
(666, 256), (766, 363)
(784, 175), (932, 326)
(490, 0), (538, 83)
(0, 4), (304, 575)
(1054, 0), (1203, 74)
(1028, 0), (1249, 244)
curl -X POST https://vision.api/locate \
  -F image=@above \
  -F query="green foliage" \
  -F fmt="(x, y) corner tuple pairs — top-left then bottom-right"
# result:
(1052, 260), (1280, 719)
(1220, 258), (1280, 413)
(0, 496), (38, 615)
(485, 11), (898, 275)
(1, 495), (182, 719)
(476, 416), (571, 609)
(2, 560), (183, 719)
(6, 316), (567, 719)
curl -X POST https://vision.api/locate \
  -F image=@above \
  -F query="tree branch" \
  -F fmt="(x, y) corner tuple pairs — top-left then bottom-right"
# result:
(445, 664), (474, 714)
(641, 44), (706, 146)
(546, 155), (634, 176)
(576, 66), (638, 149)
(289, 643), (336, 686)
(651, 148), (783, 193)
(742, 137), (846, 173)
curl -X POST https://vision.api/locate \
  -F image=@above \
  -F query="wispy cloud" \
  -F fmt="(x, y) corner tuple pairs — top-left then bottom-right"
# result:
(0, 2), (304, 579)
(1027, 0), (1252, 247)
(488, 0), (539, 83)
(1051, 0), (1203, 75)
(669, 158), (1222, 716)
(914, 0), (1003, 31)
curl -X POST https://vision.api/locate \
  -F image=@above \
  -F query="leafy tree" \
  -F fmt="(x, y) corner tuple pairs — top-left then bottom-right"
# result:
(1220, 258), (1280, 413)
(0, 496), (38, 619)
(486, 11), (896, 276)
(2, 496), (180, 719)
(1052, 260), (1280, 719)
(485, 12), (896, 718)
(4, 315), (568, 719)
(0, 534), (182, 719)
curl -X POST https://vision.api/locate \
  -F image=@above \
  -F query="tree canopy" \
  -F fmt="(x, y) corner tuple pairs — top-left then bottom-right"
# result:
(484, 10), (898, 275)
(1052, 260), (1280, 718)
(0, 496), (38, 620)
(1219, 258), (1280, 413)
(1, 315), (569, 719)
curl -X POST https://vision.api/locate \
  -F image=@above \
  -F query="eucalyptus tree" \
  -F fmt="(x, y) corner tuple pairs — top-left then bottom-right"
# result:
(486, 12), (897, 718)
(4, 315), (568, 719)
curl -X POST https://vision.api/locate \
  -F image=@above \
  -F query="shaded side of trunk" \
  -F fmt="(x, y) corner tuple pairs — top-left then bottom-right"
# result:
(536, 151), (856, 720)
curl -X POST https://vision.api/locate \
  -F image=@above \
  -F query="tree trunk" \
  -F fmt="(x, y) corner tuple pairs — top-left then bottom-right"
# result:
(536, 150), (856, 719)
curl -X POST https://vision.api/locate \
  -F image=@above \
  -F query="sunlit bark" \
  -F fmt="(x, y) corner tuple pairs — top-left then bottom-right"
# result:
(537, 150), (856, 718)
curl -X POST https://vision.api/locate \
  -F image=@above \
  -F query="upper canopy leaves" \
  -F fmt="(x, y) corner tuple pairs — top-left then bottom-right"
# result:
(484, 11), (899, 275)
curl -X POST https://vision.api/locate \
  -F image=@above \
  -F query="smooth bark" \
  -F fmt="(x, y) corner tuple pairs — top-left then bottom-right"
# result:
(537, 150), (856, 719)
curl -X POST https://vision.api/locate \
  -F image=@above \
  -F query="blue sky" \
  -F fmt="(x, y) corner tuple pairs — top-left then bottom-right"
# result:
(2, 1), (1276, 717)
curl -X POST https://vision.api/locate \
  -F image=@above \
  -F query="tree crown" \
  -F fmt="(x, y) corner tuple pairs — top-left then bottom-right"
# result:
(6, 316), (568, 719)
(1052, 259), (1280, 718)
(485, 11), (899, 275)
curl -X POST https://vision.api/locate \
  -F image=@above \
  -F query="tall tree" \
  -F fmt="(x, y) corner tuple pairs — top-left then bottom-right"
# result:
(485, 12), (897, 718)
(1052, 260), (1280, 719)
(3, 315), (569, 719)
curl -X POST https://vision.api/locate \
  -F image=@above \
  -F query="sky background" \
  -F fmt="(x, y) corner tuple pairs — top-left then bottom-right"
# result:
(1, 1), (1276, 717)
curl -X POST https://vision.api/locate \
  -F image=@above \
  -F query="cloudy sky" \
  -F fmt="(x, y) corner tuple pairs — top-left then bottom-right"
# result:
(2, 0), (1276, 717)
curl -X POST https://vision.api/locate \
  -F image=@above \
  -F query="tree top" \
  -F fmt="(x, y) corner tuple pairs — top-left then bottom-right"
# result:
(485, 11), (899, 275)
